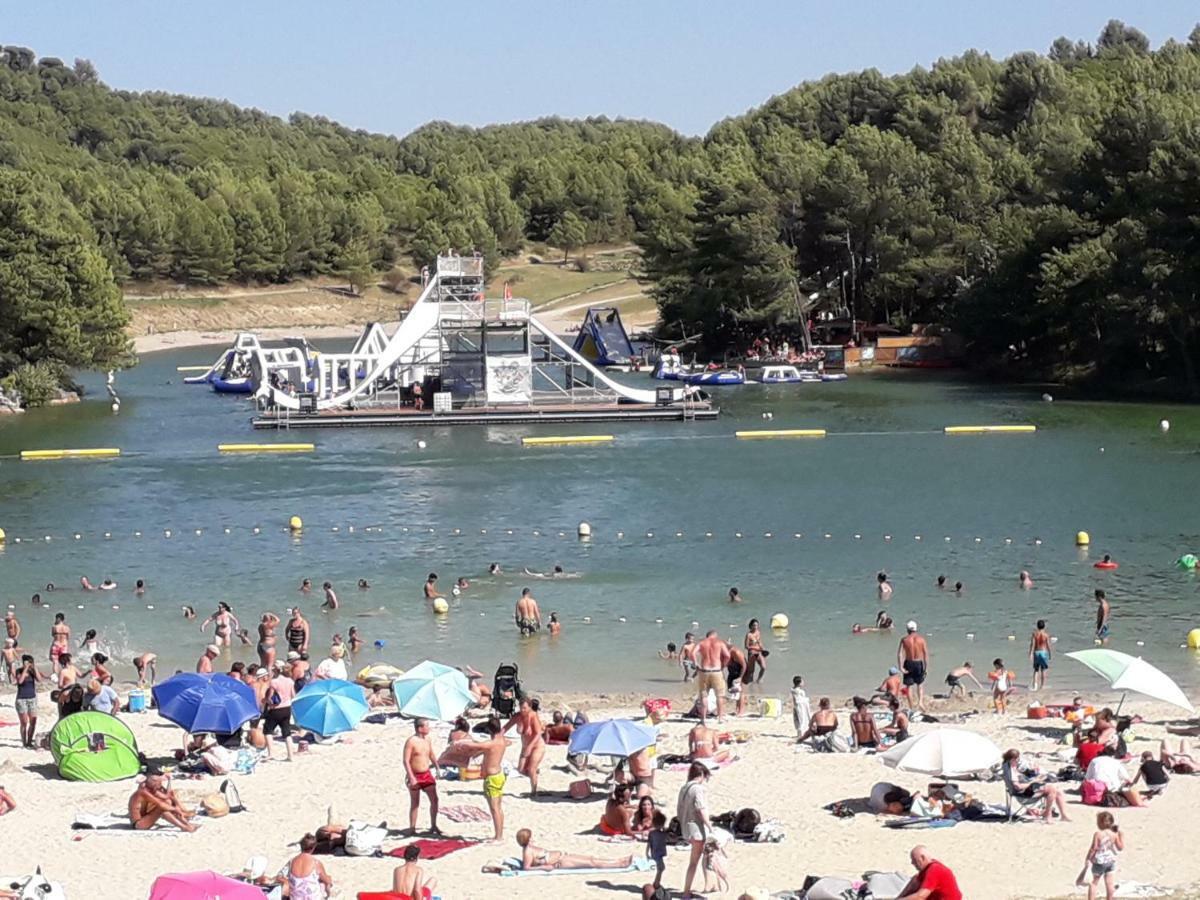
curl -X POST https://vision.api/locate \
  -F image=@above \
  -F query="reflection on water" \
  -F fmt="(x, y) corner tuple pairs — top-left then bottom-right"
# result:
(1, 350), (1199, 700)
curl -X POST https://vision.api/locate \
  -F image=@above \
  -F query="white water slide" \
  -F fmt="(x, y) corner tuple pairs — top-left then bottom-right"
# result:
(253, 266), (681, 412)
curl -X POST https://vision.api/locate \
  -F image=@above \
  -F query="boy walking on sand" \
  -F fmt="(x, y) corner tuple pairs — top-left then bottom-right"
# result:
(647, 810), (667, 890)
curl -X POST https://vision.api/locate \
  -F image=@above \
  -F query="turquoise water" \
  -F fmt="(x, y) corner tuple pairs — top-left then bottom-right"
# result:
(2, 349), (1199, 702)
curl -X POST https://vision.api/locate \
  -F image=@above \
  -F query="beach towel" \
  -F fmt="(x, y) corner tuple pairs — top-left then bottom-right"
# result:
(440, 804), (492, 824)
(883, 816), (957, 829)
(493, 857), (653, 877)
(71, 812), (189, 833)
(389, 838), (476, 861)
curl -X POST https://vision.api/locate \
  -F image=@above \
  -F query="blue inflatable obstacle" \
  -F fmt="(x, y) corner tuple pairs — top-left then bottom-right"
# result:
(572, 307), (636, 368)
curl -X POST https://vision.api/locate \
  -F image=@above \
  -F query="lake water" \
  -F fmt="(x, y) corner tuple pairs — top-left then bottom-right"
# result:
(2, 348), (1199, 704)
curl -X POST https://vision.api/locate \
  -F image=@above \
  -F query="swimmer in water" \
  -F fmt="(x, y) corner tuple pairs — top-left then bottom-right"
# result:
(489, 563), (502, 576)
(348, 626), (364, 653)
(852, 610), (894, 634)
(358, 579), (370, 590)
(299, 578), (313, 593)
(1019, 570), (1034, 590)
(522, 565), (580, 579)
(79, 629), (99, 654)
(659, 642), (679, 660)
(181, 605), (196, 620)
(31, 593), (42, 607)
(424, 573), (443, 599)
(954, 581), (964, 595)
(728, 587), (742, 603)
(135, 579), (145, 595)
(878, 572), (893, 601)
(99, 579), (117, 591)
(936, 575), (947, 590)
(80, 576), (95, 591)
(455, 577), (469, 592)
(45, 583), (56, 592)
(548, 613), (561, 636)
(322, 581), (339, 611)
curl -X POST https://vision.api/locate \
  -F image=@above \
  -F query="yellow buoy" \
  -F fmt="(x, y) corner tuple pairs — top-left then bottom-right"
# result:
(735, 429), (826, 439)
(289, 515), (303, 532)
(20, 448), (121, 460)
(1076, 531), (1091, 547)
(1187, 629), (1200, 650)
(944, 425), (1037, 434)
(218, 443), (314, 453)
(770, 613), (789, 630)
(0, 527), (5, 543)
(432, 597), (449, 614)
(521, 435), (614, 446)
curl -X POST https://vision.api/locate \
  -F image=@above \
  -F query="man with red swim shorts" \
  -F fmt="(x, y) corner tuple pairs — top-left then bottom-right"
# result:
(898, 844), (962, 899)
(404, 718), (440, 835)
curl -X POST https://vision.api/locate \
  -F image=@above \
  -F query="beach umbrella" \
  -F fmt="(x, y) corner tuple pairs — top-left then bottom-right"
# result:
(151, 673), (258, 735)
(391, 660), (475, 721)
(292, 678), (369, 736)
(1065, 648), (1195, 713)
(879, 728), (1001, 777)
(568, 718), (658, 757)
(147, 870), (265, 900)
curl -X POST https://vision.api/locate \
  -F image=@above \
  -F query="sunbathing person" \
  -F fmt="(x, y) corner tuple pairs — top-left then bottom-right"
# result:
(688, 721), (732, 764)
(517, 827), (632, 871)
(850, 696), (882, 748)
(392, 843), (437, 900)
(600, 784), (634, 836)
(797, 698), (838, 743)
(1160, 739), (1198, 773)
(128, 773), (197, 832)
(630, 795), (656, 836)
(545, 710), (574, 743)
(280, 834), (333, 898)
(871, 668), (903, 705)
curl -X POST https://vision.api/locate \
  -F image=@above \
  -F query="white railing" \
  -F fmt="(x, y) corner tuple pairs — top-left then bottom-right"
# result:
(436, 255), (485, 277)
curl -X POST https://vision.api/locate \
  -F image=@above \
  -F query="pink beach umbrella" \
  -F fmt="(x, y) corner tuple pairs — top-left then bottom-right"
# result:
(148, 871), (266, 900)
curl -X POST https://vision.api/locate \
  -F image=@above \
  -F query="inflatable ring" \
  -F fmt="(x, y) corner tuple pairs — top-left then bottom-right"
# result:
(1177, 554), (1198, 571)
(1094, 561), (1119, 570)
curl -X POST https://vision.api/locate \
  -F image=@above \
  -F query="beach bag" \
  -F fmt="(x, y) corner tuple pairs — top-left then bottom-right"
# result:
(569, 779), (592, 799)
(345, 821), (386, 857)
(200, 793), (230, 818)
(1081, 779), (1107, 806)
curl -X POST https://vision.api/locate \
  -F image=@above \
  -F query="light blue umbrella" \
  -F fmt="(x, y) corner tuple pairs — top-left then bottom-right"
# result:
(391, 660), (475, 721)
(292, 679), (369, 736)
(568, 719), (658, 757)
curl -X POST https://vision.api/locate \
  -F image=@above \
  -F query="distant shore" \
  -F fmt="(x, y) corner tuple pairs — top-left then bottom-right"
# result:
(132, 324), (382, 355)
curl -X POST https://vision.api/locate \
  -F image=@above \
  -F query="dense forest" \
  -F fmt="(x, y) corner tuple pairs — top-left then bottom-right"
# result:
(2, 20), (1200, 398)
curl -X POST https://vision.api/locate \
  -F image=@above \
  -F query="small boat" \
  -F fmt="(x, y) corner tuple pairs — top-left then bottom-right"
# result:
(820, 372), (848, 382)
(209, 375), (254, 394)
(679, 369), (745, 386)
(757, 365), (816, 384)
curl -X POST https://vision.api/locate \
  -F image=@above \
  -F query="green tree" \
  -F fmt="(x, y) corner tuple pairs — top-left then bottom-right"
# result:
(548, 210), (587, 261)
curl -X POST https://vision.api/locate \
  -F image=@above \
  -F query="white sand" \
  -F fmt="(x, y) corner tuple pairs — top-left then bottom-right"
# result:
(2, 685), (1198, 900)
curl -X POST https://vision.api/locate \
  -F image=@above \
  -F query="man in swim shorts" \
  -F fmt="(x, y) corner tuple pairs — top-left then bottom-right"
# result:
(476, 717), (509, 840)
(898, 621), (929, 712)
(1095, 590), (1111, 641)
(1029, 619), (1053, 691)
(695, 630), (731, 725)
(403, 718), (440, 835)
(514, 588), (541, 636)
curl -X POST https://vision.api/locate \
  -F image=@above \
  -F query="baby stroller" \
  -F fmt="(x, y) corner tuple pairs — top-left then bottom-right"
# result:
(491, 663), (523, 717)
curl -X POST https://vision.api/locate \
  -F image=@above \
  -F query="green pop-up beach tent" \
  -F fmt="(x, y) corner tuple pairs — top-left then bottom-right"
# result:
(50, 711), (141, 782)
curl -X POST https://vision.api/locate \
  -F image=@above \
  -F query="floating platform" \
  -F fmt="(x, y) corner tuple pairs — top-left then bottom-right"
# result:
(253, 402), (717, 429)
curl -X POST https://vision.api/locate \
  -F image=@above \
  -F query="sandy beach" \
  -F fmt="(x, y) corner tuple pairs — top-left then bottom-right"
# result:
(133, 325), (378, 355)
(3, 678), (1199, 900)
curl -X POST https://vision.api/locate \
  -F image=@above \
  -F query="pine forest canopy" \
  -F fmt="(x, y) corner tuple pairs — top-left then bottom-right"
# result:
(0, 19), (1199, 395)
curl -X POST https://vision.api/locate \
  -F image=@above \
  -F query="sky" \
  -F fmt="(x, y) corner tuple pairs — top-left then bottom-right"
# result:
(5, 1), (1199, 138)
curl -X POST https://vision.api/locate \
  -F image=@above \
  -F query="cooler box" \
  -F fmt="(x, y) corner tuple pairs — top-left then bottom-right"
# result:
(759, 697), (781, 718)
(128, 689), (147, 713)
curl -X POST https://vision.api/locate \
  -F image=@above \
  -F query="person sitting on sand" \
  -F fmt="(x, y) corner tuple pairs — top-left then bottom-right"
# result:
(850, 696), (882, 749)
(1086, 746), (1146, 808)
(881, 697), (910, 744)
(1003, 749), (1072, 821)
(280, 834), (333, 899)
(517, 827), (632, 871)
(871, 667), (903, 705)
(129, 772), (197, 832)
(367, 685), (394, 709)
(392, 844), (436, 900)
(797, 697), (839, 744)
(689, 721), (725, 763)
(630, 795), (656, 836)
(944, 662), (984, 699)
(545, 710), (574, 744)
(601, 785), (634, 836)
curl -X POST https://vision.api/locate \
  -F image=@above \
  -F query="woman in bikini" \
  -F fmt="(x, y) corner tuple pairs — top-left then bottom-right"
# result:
(257, 612), (280, 669)
(502, 696), (546, 797)
(90, 652), (113, 686)
(630, 795), (657, 835)
(517, 828), (632, 871)
(743, 618), (768, 683)
(200, 602), (240, 648)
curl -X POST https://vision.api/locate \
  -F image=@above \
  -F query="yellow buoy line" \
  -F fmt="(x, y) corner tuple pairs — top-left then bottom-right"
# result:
(217, 443), (315, 453)
(735, 429), (826, 439)
(521, 435), (614, 446)
(944, 425), (1037, 434)
(19, 448), (121, 460)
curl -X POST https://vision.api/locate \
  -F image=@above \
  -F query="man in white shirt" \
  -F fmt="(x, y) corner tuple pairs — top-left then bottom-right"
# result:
(1086, 748), (1146, 807)
(84, 678), (121, 714)
(315, 646), (348, 681)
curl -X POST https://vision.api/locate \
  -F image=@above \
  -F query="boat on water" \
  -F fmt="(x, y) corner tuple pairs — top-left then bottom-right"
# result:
(746, 364), (848, 384)
(653, 349), (745, 385)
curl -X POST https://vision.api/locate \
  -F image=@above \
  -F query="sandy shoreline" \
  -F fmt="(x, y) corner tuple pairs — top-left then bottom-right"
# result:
(132, 325), (382, 355)
(3, 678), (1200, 900)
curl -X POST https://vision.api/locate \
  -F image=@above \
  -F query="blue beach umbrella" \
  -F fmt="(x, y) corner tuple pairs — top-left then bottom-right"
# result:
(568, 719), (658, 757)
(151, 673), (258, 735)
(292, 679), (369, 736)
(391, 660), (475, 721)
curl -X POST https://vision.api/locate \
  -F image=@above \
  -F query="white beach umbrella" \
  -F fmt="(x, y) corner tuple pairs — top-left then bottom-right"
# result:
(879, 728), (1002, 777)
(1065, 648), (1195, 714)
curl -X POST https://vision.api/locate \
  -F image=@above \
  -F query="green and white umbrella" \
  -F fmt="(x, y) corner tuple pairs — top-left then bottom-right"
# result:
(1065, 648), (1195, 714)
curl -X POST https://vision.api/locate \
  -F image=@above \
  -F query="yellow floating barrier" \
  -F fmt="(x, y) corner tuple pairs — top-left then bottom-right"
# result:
(522, 435), (614, 446)
(217, 443), (315, 453)
(944, 425), (1037, 434)
(20, 448), (121, 460)
(735, 429), (826, 439)
(175, 365), (212, 372)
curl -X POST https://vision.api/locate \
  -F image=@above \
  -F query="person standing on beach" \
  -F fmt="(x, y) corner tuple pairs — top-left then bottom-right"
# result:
(285, 608), (310, 656)
(49, 612), (70, 675)
(15, 654), (43, 748)
(514, 589), (542, 636)
(503, 697), (546, 798)
(476, 718), (508, 840)
(404, 718), (440, 834)
(898, 621), (929, 712)
(791, 675), (811, 740)
(878, 572), (893, 601)
(1095, 590), (1111, 641)
(1029, 619), (1053, 691)
(695, 631), (730, 725)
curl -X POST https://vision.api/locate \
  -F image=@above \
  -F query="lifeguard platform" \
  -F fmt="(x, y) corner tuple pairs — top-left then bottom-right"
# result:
(251, 254), (715, 428)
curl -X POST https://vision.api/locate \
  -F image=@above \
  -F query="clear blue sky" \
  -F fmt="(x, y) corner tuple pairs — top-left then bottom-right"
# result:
(6, 1), (1198, 137)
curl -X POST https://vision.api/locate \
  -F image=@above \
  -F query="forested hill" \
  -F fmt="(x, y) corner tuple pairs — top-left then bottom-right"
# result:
(3, 20), (1200, 398)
